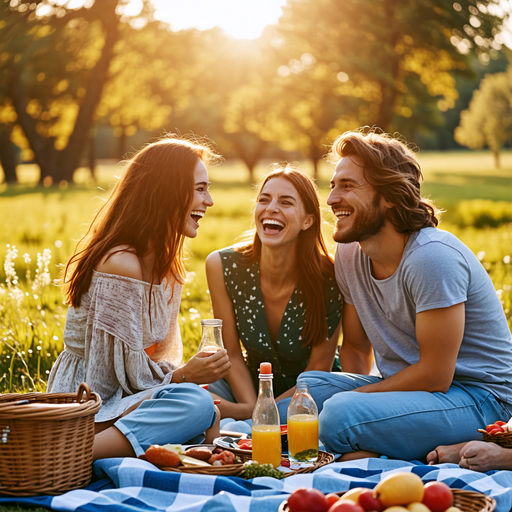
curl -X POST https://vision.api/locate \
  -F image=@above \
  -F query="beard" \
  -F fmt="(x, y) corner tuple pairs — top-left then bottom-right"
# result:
(333, 194), (387, 244)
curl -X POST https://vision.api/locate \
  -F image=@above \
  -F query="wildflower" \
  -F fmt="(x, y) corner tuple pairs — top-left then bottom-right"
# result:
(4, 245), (19, 289)
(33, 249), (52, 293)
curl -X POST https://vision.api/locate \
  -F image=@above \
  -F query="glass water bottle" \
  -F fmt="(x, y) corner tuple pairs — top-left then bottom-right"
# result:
(197, 319), (224, 354)
(251, 362), (282, 468)
(287, 382), (319, 462)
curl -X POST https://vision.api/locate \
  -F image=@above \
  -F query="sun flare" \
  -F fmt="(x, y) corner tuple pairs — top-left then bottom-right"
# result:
(150, 0), (287, 40)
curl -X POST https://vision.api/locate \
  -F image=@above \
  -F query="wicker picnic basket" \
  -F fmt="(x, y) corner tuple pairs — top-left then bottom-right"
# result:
(478, 428), (512, 448)
(278, 488), (496, 512)
(0, 383), (101, 496)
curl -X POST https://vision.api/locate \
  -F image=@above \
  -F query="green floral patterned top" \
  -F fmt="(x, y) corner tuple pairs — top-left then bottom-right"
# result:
(219, 247), (343, 397)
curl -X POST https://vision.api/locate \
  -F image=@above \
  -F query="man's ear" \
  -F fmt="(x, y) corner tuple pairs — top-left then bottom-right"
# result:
(380, 195), (394, 209)
(302, 214), (315, 231)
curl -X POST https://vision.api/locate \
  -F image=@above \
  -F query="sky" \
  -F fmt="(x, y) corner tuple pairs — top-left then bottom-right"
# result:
(126, 0), (288, 40)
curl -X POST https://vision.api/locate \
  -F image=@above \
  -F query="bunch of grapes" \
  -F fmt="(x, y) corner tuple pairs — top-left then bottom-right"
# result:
(243, 462), (284, 479)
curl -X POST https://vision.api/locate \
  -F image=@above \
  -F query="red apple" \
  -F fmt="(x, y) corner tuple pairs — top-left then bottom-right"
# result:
(328, 499), (365, 512)
(422, 482), (453, 512)
(358, 489), (384, 511)
(326, 494), (340, 507)
(288, 488), (330, 512)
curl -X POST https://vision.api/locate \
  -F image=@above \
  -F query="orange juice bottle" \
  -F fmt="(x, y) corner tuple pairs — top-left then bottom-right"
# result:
(251, 362), (281, 468)
(287, 382), (319, 462)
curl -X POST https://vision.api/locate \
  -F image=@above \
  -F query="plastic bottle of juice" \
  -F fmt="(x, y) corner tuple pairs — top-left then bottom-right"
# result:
(251, 362), (282, 468)
(287, 382), (319, 463)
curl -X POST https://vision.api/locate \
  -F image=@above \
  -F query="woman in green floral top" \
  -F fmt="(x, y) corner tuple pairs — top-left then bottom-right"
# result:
(206, 167), (343, 420)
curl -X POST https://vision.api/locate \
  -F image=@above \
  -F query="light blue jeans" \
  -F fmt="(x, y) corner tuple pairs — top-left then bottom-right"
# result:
(276, 371), (511, 461)
(115, 383), (217, 456)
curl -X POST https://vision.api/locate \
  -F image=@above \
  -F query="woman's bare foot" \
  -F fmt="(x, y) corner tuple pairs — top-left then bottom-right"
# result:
(426, 442), (468, 465)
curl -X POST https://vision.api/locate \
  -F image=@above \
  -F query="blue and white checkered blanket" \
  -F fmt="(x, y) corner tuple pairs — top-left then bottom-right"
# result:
(2, 457), (512, 512)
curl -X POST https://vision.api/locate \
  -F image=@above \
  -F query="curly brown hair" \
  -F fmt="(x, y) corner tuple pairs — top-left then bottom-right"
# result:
(328, 129), (440, 233)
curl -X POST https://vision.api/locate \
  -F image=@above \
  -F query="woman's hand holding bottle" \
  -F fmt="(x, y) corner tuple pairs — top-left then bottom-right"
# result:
(180, 349), (231, 384)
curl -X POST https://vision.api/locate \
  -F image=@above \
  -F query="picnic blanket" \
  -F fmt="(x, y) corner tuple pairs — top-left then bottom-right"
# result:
(2, 457), (512, 512)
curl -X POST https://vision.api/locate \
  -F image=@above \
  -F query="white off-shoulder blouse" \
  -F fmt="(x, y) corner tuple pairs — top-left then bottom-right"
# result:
(46, 271), (183, 422)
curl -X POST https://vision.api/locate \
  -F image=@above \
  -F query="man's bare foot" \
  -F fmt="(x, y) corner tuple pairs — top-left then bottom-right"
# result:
(426, 442), (468, 465)
(338, 450), (380, 462)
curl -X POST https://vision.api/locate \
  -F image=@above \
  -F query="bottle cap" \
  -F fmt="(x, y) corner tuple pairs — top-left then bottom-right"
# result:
(201, 319), (223, 327)
(259, 362), (272, 374)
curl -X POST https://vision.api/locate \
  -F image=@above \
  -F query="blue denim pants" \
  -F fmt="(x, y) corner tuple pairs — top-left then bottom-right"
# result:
(276, 371), (510, 461)
(114, 383), (217, 456)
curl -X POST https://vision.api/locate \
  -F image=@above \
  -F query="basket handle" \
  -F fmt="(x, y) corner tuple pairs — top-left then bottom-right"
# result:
(76, 382), (91, 403)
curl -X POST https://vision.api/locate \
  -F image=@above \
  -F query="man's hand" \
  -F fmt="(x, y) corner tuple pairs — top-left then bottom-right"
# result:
(426, 442), (468, 465)
(459, 440), (512, 472)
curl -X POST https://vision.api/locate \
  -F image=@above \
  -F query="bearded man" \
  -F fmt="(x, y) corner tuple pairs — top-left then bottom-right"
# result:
(277, 129), (512, 465)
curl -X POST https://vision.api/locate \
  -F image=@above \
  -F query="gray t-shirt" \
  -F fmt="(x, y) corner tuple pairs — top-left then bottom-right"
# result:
(335, 227), (512, 409)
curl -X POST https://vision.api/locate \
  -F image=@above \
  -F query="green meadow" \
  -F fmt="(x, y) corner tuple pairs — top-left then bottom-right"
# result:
(0, 150), (511, 393)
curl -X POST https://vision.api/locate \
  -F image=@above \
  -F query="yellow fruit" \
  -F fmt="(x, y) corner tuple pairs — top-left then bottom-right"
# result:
(407, 502), (431, 512)
(374, 472), (424, 507)
(384, 507), (409, 512)
(343, 488), (366, 502)
(444, 508), (461, 512)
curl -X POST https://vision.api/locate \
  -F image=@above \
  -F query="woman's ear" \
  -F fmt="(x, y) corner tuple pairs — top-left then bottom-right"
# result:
(301, 214), (315, 231)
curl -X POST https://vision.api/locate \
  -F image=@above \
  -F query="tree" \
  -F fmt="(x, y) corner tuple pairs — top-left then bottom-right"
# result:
(96, 21), (204, 160)
(455, 70), (512, 168)
(1, 0), (123, 184)
(274, 0), (506, 135)
(0, 99), (19, 183)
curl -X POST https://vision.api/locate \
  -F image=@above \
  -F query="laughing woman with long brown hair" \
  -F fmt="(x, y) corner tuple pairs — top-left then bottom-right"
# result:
(47, 136), (231, 460)
(206, 167), (342, 422)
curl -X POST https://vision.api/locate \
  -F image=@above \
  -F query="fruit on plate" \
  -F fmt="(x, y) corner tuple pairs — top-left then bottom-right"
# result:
(328, 499), (364, 512)
(358, 489), (384, 511)
(288, 487), (330, 512)
(342, 488), (366, 502)
(374, 473), (424, 507)
(145, 445), (181, 467)
(326, 493), (340, 507)
(421, 482), (453, 512)
(406, 502), (431, 512)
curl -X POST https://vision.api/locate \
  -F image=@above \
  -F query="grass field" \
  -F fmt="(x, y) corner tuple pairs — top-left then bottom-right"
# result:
(0, 150), (511, 394)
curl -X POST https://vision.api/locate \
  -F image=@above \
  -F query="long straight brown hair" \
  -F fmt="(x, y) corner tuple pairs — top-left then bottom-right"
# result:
(63, 135), (219, 308)
(236, 167), (335, 347)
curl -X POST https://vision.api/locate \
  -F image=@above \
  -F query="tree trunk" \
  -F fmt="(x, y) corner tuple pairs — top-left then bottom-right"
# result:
(89, 134), (97, 182)
(307, 139), (323, 181)
(56, 0), (119, 182)
(0, 125), (18, 184)
(8, 71), (57, 181)
(493, 149), (501, 169)
(230, 134), (267, 183)
(118, 128), (127, 160)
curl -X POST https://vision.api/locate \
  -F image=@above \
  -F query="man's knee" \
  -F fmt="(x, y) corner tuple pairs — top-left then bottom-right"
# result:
(319, 392), (367, 445)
